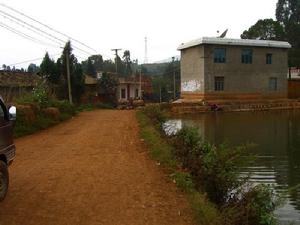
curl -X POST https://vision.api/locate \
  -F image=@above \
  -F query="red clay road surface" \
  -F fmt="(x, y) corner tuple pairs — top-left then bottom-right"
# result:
(0, 110), (194, 225)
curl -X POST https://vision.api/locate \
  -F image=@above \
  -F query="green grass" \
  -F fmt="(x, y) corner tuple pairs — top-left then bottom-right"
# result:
(136, 110), (222, 225)
(14, 112), (67, 138)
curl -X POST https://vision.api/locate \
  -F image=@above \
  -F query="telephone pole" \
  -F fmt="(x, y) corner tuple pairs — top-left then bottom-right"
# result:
(111, 49), (122, 73)
(66, 46), (72, 104)
(139, 69), (142, 99)
(172, 56), (176, 100)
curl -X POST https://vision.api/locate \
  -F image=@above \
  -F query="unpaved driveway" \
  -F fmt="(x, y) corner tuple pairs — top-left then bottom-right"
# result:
(0, 110), (194, 225)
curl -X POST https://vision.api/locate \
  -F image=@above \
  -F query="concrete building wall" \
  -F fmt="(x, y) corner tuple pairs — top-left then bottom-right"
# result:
(180, 46), (205, 99)
(117, 83), (140, 101)
(180, 44), (288, 100)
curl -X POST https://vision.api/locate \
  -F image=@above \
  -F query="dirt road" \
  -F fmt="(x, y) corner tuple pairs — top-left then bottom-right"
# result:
(0, 110), (194, 225)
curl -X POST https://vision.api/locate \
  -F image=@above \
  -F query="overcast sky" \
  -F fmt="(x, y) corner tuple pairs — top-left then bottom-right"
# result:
(0, 0), (278, 68)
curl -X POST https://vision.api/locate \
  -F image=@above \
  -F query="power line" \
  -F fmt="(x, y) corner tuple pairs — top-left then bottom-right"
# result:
(0, 12), (62, 46)
(0, 22), (60, 48)
(0, 3), (98, 53)
(7, 52), (87, 68)
(0, 9), (94, 55)
(0, 9), (65, 44)
(7, 53), (61, 67)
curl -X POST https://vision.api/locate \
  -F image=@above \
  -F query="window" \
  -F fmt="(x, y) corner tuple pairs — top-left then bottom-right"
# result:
(121, 88), (126, 99)
(241, 49), (253, 64)
(135, 88), (139, 98)
(269, 78), (277, 91)
(214, 48), (226, 63)
(266, 53), (272, 64)
(215, 77), (224, 91)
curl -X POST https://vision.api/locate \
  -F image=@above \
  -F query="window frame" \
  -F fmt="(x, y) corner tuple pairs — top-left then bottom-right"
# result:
(269, 77), (278, 91)
(241, 49), (253, 64)
(121, 88), (126, 99)
(214, 76), (225, 91)
(214, 48), (226, 63)
(135, 88), (139, 98)
(266, 53), (272, 65)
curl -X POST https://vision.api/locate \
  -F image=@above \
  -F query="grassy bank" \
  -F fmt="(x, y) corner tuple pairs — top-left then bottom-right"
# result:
(14, 100), (77, 138)
(136, 105), (281, 225)
(136, 110), (222, 225)
(14, 101), (116, 138)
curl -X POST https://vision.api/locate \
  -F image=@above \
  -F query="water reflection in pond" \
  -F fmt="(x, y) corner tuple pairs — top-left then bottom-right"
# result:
(164, 110), (300, 224)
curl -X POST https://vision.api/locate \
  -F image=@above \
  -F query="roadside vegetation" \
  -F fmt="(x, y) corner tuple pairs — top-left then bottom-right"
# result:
(14, 82), (114, 138)
(137, 105), (282, 225)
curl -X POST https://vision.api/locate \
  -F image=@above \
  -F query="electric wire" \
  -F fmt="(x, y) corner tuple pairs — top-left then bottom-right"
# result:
(0, 12), (63, 46)
(0, 22), (60, 48)
(7, 53), (61, 67)
(0, 9), (94, 55)
(0, 3), (98, 53)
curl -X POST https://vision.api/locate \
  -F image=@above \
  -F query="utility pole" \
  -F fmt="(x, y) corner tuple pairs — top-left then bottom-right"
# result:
(111, 49), (122, 73)
(172, 56), (176, 100)
(66, 47), (72, 104)
(159, 84), (162, 103)
(139, 69), (142, 99)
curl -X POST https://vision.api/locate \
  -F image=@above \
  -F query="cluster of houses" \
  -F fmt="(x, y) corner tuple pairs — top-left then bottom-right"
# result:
(84, 72), (152, 105)
(2, 36), (300, 105)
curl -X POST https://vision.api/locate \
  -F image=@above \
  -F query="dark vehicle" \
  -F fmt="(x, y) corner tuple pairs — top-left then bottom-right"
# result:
(0, 97), (16, 201)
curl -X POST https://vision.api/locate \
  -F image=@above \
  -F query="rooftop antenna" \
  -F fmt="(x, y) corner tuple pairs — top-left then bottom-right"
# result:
(144, 36), (148, 64)
(219, 29), (228, 38)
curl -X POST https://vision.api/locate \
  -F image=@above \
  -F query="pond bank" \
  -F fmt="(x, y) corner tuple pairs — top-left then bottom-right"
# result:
(171, 98), (300, 114)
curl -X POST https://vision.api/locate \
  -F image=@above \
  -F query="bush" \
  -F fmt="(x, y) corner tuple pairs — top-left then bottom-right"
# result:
(139, 108), (280, 225)
(223, 184), (281, 225)
(49, 100), (76, 116)
(174, 127), (249, 205)
(14, 97), (76, 137)
(141, 105), (168, 125)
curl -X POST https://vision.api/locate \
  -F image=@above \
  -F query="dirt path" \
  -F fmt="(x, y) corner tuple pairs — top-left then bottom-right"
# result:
(0, 110), (194, 225)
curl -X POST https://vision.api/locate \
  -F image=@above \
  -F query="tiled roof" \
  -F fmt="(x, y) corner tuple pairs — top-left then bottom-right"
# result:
(0, 71), (40, 87)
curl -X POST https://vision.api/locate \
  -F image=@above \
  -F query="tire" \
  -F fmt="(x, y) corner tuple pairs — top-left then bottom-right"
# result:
(0, 160), (9, 202)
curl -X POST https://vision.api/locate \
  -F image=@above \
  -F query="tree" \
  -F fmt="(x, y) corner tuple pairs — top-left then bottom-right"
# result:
(276, 0), (300, 26)
(82, 54), (104, 77)
(2, 64), (6, 70)
(115, 55), (125, 74)
(276, 0), (300, 67)
(27, 64), (39, 73)
(57, 41), (85, 102)
(241, 19), (285, 40)
(103, 59), (115, 73)
(122, 50), (132, 76)
(85, 58), (97, 77)
(98, 73), (119, 104)
(40, 52), (60, 84)
(88, 55), (103, 71)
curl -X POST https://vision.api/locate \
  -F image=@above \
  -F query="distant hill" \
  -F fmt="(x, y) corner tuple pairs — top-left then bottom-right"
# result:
(141, 56), (180, 76)
(154, 55), (180, 63)
(141, 63), (169, 76)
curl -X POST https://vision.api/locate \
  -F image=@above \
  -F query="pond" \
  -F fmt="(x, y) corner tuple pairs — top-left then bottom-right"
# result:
(164, 110), (300, 225)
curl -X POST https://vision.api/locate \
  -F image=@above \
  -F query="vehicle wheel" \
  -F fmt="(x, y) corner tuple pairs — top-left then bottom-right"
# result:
(0, 161), (9, 201)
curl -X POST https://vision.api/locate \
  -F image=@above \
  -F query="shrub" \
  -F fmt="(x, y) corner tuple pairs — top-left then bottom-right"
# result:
(174, 127), (249, 205)
(141, 105), (168, 125)
(31, 82), (49, 108)
(49, 100), (76, 116)
(223, 184), (281, 225)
